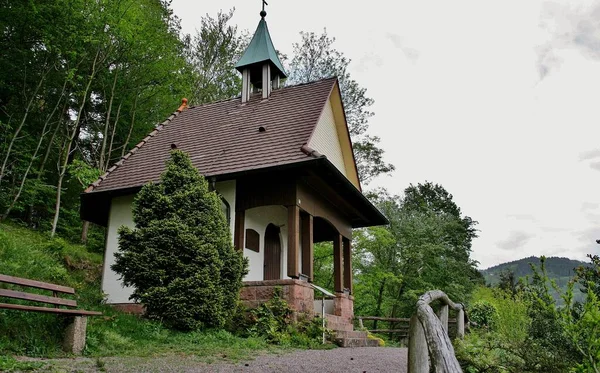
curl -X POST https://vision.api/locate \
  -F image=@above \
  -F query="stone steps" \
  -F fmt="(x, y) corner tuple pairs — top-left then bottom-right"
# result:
(327, 321), (354, 332)
(334, 337), (380, 348)
(320, 314), (380, 348)
(335, 330), (368, 339)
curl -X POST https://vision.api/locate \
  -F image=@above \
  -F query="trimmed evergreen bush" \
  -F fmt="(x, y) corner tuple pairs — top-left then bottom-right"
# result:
(112, 150), (247, 330)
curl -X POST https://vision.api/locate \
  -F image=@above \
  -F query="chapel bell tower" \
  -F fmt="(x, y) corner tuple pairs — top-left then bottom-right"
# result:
(235, 4), (287, 102)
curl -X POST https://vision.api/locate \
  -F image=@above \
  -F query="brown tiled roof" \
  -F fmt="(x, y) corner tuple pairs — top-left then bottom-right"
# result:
(88, 78), (337, 193)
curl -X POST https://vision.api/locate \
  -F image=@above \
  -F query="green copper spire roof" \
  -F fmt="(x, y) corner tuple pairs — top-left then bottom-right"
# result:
(235, 13), (287, 79)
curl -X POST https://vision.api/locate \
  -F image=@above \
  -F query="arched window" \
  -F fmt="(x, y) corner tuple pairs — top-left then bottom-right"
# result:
(220, 196), (230, 225)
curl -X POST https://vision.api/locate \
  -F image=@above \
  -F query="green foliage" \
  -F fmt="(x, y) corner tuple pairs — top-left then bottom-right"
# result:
(469, 301), (498, 330)
(112, 150), (247, 330)
(457, 255), (600, 373)
(184, 9), (244, 104)
(0, 0), (191, 238)
(563, 256), (600, 373)
(456, 287), (532, 373)
(0, 355), (45, 372)
(575, 254), (600, 298)
(352, 183), (481, 331)
(236, 289), (328, 349)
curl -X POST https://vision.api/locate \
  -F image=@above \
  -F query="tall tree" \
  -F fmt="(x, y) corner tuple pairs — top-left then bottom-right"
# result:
(113, 150), (247, 330)
(183, 9), (245, 104)
(352, 184), (481, 320)
(287, 30), (394, 184)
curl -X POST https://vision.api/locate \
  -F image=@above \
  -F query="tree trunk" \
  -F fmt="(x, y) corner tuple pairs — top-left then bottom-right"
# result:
(99, 70), (119, 171)
(81, 221), (90, 243)
(121, 94), (138, 158)
(0, 66), (49, 183)
(2, 80), (67, 221)
(51, 49), (102, 237)
(27, 104), (64, 225)
(373, 279), (386, 330)
(106, 101), (122, 170)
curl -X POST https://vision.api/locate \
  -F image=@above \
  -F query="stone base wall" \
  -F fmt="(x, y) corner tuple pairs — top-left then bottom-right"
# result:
(241, 279), (315, 315)
(333, 293), (354, 324)
(110, 303), (145, 315)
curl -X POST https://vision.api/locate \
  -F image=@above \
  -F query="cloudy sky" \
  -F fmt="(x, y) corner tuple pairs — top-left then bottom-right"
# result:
(171, 0), (600, 269)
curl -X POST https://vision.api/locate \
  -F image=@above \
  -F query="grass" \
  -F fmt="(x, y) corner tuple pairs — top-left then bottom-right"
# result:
(0, 355), (45, 372)
(0, 221), (282, 364)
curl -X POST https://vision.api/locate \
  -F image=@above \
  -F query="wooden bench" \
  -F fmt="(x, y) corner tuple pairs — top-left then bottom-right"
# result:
(0, 274), (102, 354)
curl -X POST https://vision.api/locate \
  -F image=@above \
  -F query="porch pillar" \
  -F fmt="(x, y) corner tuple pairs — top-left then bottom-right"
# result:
(301, 213), (313, 281)
(333, 233), (343, 293)
(234, 210), (245, 251)
(343, 237), (352, 294)
(287, 205), (300, 278)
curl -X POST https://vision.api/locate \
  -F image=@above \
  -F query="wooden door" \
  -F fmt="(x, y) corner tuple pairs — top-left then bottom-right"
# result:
(264, 224), (281, 280)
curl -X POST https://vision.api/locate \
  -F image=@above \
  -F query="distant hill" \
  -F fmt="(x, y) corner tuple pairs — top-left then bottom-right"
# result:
(481, 256), (590, 303)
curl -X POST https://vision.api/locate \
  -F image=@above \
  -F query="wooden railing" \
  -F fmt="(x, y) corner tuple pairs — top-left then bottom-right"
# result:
(408, 290), (465, 373)
(356, 316), (410, 337)
(355, 315), (460, 342)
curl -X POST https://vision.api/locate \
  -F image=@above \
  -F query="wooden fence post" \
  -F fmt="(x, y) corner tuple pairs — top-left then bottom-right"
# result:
(457, 308), (465, 339)
(408, 313), (429, 373)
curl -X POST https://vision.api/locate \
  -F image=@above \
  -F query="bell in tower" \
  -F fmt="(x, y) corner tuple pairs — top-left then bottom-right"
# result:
(235, 3), (287, 102)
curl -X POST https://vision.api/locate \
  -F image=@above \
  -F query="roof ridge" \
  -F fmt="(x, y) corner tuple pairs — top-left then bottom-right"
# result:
(185, 77), (338, 111)
(84, 109), (182, 193)
(283, 76), (338, 90)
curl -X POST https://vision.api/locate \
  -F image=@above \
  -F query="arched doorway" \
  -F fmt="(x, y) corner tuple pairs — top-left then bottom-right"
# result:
(264, 224), (281, 280)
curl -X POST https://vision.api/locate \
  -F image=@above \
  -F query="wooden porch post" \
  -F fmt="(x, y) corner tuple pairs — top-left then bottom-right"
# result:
(301, 213), (313, 281)
(333, 233), (343, 293)
(343, 237), (352, 294)
(287, 205), (300, 278)
(234, 210), (245, 251)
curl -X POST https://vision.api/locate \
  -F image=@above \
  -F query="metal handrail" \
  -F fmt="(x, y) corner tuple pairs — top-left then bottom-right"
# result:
(310, 283), (335, 344)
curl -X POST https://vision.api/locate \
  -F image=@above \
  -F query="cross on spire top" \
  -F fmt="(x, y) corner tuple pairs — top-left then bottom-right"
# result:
(261, 0), (268, 17)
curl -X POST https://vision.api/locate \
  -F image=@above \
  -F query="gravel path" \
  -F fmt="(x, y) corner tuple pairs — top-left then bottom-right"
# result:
(30, 348), (407, 373)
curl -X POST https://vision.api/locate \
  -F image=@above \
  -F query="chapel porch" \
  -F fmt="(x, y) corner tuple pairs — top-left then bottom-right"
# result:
(230, 162), (381, 323)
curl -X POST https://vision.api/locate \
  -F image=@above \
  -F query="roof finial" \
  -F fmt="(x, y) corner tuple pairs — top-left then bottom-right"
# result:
(260, 0), (267, 18)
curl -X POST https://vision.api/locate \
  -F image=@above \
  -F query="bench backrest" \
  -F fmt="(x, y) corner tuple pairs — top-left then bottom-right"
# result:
(0, 274), (77, 308)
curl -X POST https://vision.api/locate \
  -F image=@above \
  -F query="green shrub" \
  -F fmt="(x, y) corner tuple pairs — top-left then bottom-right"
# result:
(240, 288), (327, 348)
(469, 301), (498, 330)
(112, 150), (248, 331)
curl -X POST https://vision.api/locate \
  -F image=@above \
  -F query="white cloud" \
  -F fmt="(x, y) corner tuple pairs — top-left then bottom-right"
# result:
(537, 1), (600, 78)
(497, 231), (535, 251)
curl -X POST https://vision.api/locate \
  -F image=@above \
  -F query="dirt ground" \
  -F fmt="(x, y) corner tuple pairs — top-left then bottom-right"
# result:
(20, 347), (408, 373)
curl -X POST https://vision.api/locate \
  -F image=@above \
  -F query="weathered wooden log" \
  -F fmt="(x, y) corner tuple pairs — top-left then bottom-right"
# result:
(408, 290), (464, 373)
(408, 313), (429, 373)
(437, 304), (449, 334)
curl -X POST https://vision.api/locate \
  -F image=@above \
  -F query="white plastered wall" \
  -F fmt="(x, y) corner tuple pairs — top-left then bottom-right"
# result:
(243, 205), (289, 281)
(102, 180), (238, 304)
(308, 98), (347, 177)
(102, 194), (135, 304)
